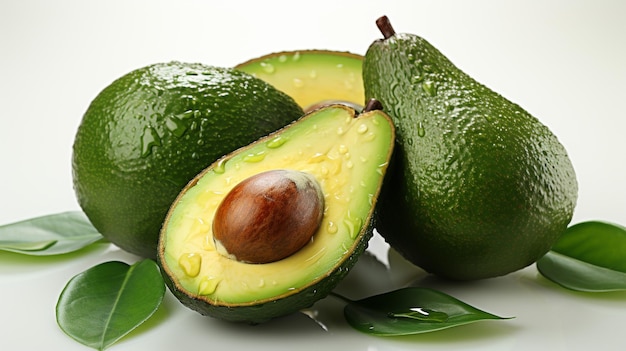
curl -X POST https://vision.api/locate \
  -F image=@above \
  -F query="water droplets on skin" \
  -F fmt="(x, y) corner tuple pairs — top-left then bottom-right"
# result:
(278, 54), (288, 63)
(417, 121), (426, 137)
(388, 308), (449, 323)
(165, 116), (189, 137)
(422, 80), (437, 97)
(140, 126), (161, 157)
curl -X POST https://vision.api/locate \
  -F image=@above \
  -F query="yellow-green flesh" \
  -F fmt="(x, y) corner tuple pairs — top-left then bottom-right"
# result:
(236, 50), (364, 109)
(161, 106), (393, 305)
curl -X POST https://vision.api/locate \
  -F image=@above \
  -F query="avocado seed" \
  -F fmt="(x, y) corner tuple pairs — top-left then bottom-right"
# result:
(212, 169), (324, 264)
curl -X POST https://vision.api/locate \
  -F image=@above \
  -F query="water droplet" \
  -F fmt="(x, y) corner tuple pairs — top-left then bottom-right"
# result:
(407, 53), (415, 62)
(346, 160), (354, 169)
(177, 110), (194, 119)
(376, 162), (388, 176)
(258, 279), (266, 288)
(411, 73), (423, 84)
(266, 136), (287, 149)
(388, 308), (449, 322)
(308, 153), (326, 163)
(213, 158), (227, 174)
(198, 277), (221, 295)
(338, 145), (349, 154)
(293, 78), (304, 88)
(306, 289), (318, 298)
(140, 127), (161, 157)
(309, 70), (317, 79)
(363, 132), (376, 142)
(292, 52), (301, 62)
(357, 124), (368, 134)
(337, 127), (345, 135)
(320, 166), (329, 176)
(422, 81), (436, 97)
(243, 151), (266, 163)
(165, 116), (188, 137)
(343, 214), (363, 239)
(327, 221), (338, 234)
(260, 62), (275, 74)
(359, 156), (368, 163)
(278, 54), (288, 63)
(191, 152), (199, 160)
(178, 253), (202, 278)
(417, 121), (426, 137)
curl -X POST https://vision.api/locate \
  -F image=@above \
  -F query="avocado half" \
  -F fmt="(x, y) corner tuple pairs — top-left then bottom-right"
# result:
(236, 50), (364, 110)
(157, 104), (395, 323)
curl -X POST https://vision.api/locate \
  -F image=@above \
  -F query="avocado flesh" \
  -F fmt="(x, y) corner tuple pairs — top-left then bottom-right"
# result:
(236, 50), (364, 110)
(364, 29), (578, 280)
(158, 105), (394, 322)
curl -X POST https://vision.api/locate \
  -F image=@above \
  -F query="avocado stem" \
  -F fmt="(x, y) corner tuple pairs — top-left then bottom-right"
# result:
(363, 98), (383, 113)
(376, 15), (396, 39)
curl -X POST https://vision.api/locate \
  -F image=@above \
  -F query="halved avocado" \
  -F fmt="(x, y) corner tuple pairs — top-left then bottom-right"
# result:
(157, 103), (394, 323)
(235, 50), (364, 111)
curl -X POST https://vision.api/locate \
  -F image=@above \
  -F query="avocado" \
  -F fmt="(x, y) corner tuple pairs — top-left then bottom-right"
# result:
(363, 17), (578, 280)
(72, 62), (304, 258)
(236, 50), (364, 111)
(157, 102), (395, 323)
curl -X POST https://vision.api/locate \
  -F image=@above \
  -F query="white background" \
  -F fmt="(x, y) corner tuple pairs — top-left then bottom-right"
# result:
(1, 1), (625, 350)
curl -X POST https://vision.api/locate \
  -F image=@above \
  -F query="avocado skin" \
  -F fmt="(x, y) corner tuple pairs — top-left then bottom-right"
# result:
(159, 219), (373, 323)
(72, 62), (304, 259)
(364, 33), (578, 280)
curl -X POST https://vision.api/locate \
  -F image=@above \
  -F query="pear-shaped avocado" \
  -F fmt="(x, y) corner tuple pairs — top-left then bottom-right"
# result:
(363, 17), (578, 280)
(158, 101), (395, 323)
(236, 50), (364, 111)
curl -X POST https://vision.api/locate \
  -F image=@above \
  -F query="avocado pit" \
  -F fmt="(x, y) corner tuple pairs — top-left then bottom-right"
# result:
(212, 169), (324, 264)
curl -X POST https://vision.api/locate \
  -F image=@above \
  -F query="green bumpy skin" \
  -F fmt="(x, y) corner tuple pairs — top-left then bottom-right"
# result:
(364, 32), (578, 280)
(72, 62), (304, 258)
(158, 105), (395, 323)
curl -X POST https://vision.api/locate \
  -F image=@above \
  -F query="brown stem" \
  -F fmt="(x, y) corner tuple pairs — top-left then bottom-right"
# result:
(376, 15), (396, 39)
(363, 98), (383, 112)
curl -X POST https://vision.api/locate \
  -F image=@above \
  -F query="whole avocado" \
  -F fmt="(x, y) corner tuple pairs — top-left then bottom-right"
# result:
(364, 17), (578, 280)
(72, 62), (303, 258)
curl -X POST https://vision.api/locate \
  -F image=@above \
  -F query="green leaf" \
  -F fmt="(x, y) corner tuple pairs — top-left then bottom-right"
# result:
(343, 287), (511, 336)
(0, 211), (103, 255)
(537, 221), (626, 292)
(56, 260), (166, 350)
